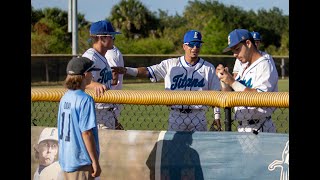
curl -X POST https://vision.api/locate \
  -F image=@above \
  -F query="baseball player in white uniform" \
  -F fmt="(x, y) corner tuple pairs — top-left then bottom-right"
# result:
(232, 31), (278, 78)
(218, 29), (278, 133)
(82, 20), (122, 129)
(103, 45), (125, 129)
(33, 127), (63, 180)
(115, 30), (222, 131)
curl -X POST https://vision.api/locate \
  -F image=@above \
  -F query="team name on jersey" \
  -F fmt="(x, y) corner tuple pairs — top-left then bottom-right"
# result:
(236, 77), (253, 88)
(97, 67), (112, 84)
(170, 73), (205, 90)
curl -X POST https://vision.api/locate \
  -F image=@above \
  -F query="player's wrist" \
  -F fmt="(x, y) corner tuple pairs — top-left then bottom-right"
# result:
(231, 81), (246, 91)
(125, 67), (138, 77)
(220, 81), (230, 89)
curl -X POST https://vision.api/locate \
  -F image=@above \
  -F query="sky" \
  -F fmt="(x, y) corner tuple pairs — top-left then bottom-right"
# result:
(31, 0), (289, 23)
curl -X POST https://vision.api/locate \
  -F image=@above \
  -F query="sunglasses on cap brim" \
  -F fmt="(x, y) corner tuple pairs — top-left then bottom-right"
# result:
(96, 34), (115, 40)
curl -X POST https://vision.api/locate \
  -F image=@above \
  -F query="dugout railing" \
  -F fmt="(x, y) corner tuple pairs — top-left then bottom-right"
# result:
(31, 88), (289, 133)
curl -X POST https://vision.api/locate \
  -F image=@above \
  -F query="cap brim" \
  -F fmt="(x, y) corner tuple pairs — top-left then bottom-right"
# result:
(87, 67), (101, 72)
(190, 40), (204, 43)
(108, 32), (121, 35)
(90, 32), (121, 36)
(223, 47), (231, 53)
(38, 137), (58, 144)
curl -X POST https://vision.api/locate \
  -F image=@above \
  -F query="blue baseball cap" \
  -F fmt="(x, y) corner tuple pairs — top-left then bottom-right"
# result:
(183, 30), (204, 43)
(251, 31), (261, 41)
(223, 29), (253, 53)
(90, 20), (121, 35)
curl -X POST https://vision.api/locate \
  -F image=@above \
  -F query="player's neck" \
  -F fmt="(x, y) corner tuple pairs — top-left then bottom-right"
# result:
(80, 79), (90, 91)
(185, 57), (199, 65)
(250, 51), (263, 65)
(93, 44), (107, 57)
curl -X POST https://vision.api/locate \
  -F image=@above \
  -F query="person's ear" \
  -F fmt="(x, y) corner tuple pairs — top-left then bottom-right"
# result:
(246, 40), (251, 46)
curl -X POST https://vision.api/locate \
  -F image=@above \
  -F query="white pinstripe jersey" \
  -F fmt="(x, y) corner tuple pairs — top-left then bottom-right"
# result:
(82, 48), (113, 109)
(147, 56), (221, 109)
(234, 56), (278, 121)
(104, 46), (124, 110)
(233, 50), (278, 77)
(105, 46), (124, 90)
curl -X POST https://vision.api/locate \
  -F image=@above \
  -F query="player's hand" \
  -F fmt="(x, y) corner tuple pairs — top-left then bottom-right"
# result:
(217, 66), (235, 86)
(91, 161), (101, 177)
(86, 81), (108, 97)
(111, 67), (127, 74)
(216, 64), (228, 80)
(94, 84), (107, 97)
(216, 64), (225, 76)
(111, 71), (119, 86)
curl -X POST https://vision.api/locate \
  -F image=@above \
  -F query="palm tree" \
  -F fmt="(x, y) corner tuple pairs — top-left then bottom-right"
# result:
(109, 0), (159, 39)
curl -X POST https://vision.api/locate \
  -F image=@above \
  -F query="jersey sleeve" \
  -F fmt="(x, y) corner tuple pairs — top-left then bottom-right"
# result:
(105, 49), (117, 67)
(147, 59), (170, 82)
(105, 47), (124, 67)
(253, 61), (277, 92)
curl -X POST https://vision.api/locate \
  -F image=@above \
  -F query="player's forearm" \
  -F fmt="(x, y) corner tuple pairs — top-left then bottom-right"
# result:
(220, 81), (233, 91)
(111, 71), (119, 85)
(213, 107), (222, 131)
(214, 108), (222, 126)
(214, 119), (222, 131)
(126, 67), (149, 78)
(82, 130), (99, 165)
(85, 81), (100, 89)
(230, 81), (259, 92)
(85, 81), (108, 91)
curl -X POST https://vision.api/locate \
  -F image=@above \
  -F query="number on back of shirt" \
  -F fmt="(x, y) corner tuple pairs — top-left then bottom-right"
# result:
(59, 102), (71, 142)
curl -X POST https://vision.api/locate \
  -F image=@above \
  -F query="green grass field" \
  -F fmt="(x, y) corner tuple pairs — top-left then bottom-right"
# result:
(31, 79), (289, 133)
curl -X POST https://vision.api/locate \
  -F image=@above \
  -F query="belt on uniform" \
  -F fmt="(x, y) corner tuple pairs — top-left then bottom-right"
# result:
(238, 116), (271, 126)
(171, 108), (193, 113)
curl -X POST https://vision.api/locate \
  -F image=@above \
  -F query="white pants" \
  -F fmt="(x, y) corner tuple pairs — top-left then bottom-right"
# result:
(168, 109), (207, 131)
(96, 105), (122, 129)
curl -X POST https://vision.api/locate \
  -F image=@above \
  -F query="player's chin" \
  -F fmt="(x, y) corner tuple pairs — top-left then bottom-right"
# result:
(190, 52), (199, 57)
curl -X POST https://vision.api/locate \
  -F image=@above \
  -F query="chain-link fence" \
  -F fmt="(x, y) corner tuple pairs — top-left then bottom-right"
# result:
(31, 101), (288, 133)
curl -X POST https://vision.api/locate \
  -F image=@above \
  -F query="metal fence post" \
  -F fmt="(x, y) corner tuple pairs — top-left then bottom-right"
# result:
(280, 58), (285, 79)
(224, 107), (232, 131)
(45, 61), (49, 84)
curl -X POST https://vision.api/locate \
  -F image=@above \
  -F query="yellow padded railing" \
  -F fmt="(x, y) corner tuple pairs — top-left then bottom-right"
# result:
(31, 88), (289, 108)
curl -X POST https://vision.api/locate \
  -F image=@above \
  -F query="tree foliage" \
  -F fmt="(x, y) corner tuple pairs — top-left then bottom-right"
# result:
(109, 0), (160, 39)
(31, 0), (289, 55)
(201, 16), (229, 54)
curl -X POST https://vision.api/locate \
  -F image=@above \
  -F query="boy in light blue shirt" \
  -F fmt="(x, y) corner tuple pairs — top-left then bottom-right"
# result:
(58, 56), (101, 180)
